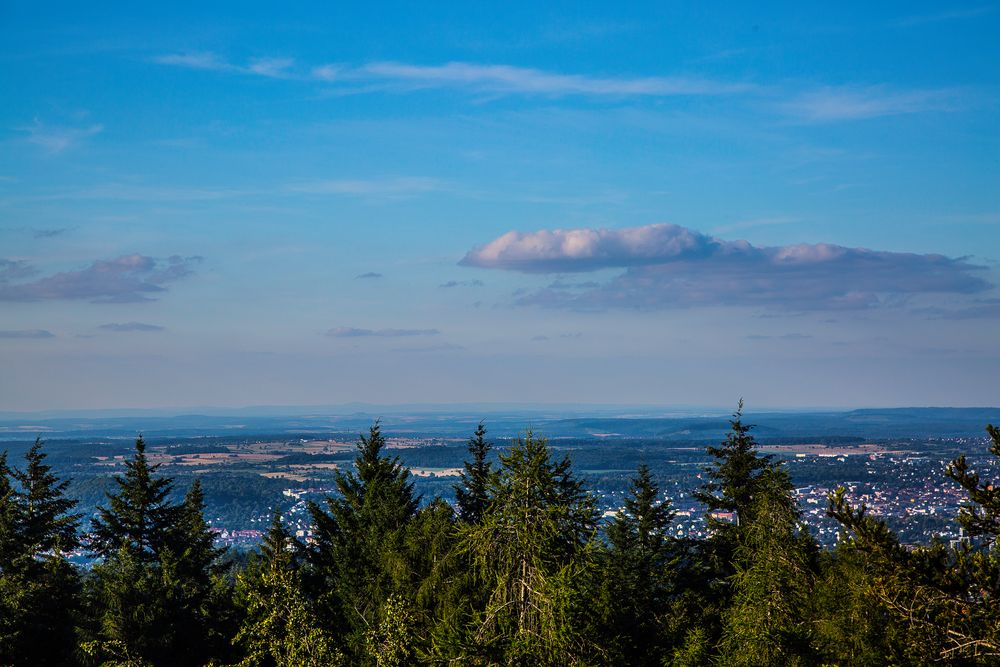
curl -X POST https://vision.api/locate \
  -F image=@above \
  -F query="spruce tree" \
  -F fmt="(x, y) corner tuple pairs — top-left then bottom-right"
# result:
(602, 464), (677, 665)
(12, 437), (80, 558)
(306, 421), (420, 659)
(85, 436), (226, 666)
(455, 422), (493, 523)
(694, 399), (773, 532)
(0, 440), (83, 666)
(90, 435), (181, 561)
(717, 468), (815, 666)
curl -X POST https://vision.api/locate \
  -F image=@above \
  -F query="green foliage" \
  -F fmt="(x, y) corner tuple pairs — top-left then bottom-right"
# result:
(235, 513), (342, 667)
(601, 464), (678, 665)
(454, 422), (494, 524)
(717, 468), (815, 666)
(825, 424), (1000, 663)
(0, 439), (82, 666)
(365, 594), (416, 667)
(84, 437), (230, 666)
(90, 436), (181, 561)
(306, 421), (420, 660)
(459, 430), (601, 664)
(694, 399), (773, 532)
(5, 416), (1000, 665)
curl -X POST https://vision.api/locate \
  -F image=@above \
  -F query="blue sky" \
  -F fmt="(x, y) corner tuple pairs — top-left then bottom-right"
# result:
(1, 2), (998, 411)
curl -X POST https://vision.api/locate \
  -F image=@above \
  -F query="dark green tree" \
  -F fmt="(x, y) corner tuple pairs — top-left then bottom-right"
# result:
(90, 435), (181, 561)
(12, 437), (80, 558)
(694, 399), (773, 533)
(717, 468), (816, 666)
(306, 421), (420, 660)
(454, 422), (493, 524)
(0, 440), (82, 666)
(601, 464), (677, 665)
(85, 437), (228, 666)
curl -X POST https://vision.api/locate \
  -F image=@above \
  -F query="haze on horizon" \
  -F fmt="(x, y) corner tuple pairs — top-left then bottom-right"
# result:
(1, 3), (998, 412)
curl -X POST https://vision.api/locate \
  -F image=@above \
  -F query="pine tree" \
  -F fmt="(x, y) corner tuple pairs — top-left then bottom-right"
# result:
(945, 423), (1000, 542)
(306, 421), (420, 659)
(0, 452), (18, 568)
(460, 431), (600, 664)
(717, 468), (815, 666)
(826, 423), (1000, 662)
(85, 437), (228, 666)
(694, 399), (773, 532)
(602, 464), (676, 665)
(455, 422), (493, 523)
(0, 440), (82, 667)
(162, 479), (231, 665)
(90, 435), (181, 561)
(12, 437), (80, 558)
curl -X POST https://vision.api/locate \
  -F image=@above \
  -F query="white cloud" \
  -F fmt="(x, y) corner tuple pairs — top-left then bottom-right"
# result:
(462, 223), (993, 311)
(461, 223), (722, 272)
(359, 61), (754, 97)
(782, 86), (960, 122)
(21, 120), (103, 154)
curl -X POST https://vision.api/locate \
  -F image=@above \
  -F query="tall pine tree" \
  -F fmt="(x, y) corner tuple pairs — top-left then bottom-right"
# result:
(306, 421), (420, 660)
(90, 435), (180, 561)
(454, 422), (493, 524)
(602, 464), (677, 665)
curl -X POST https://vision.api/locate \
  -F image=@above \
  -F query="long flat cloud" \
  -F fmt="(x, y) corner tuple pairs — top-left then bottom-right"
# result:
(156, 54), (750, 97)
(0, 254), (200, 303)
(461, 223), (992, 311)
(153, 54), (968, 121)
(327, 327), (440, 338)
(0, 329), (55, 339)
(99, 322), (165, 332)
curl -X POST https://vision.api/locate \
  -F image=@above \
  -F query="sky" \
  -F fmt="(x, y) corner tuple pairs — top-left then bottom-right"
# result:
(1, 2), (998, 411)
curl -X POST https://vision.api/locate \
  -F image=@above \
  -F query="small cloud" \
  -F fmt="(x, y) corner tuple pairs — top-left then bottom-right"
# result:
(32, 227), (71, 239)
(531, 335), (550, 341)
(98, 322), (165, 332)
(547, 279), (601, 289)
(391, 342), (465, 352)
(781, 86), (961, 122)
(326, 326), (440, 338)
(895, 6), (994, 27)
(0, 329), (55, 339)
(0, 259), (39, 281)
(356, 272), (383, 279)
(915, 299), (1000, 320)
(153, 52), (231, 71)
(156, 54), (754, 99)
(746, 333), (813, 341)
(247, 57), (295, 78)
(0, 254), (200, 303)
(439, 279), (484, 288)
(155, 52), (294, 79)
(287, 177), (443, 197)
(21, 120), (103, 154)
(312, 64), (343, 81)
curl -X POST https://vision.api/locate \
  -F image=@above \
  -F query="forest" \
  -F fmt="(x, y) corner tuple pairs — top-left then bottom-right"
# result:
(1, 405), (1000, 666)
